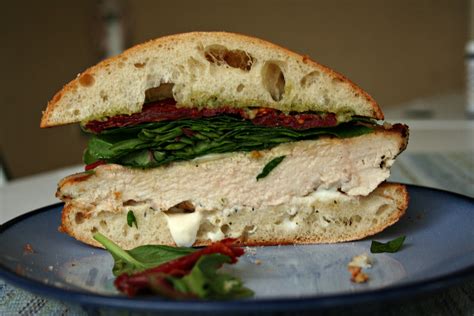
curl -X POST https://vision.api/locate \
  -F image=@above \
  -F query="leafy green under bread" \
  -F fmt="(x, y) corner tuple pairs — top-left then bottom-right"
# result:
(84, 116), (374, 168)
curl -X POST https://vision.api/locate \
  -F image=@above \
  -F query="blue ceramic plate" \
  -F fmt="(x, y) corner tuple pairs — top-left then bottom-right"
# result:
(0, 185), (473, 313)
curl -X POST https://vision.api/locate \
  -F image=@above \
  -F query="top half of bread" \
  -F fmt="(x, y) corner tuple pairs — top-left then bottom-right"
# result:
(40, 32), (383, 128)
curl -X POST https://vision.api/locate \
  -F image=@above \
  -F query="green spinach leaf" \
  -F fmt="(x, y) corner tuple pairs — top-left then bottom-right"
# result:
(84, 116), (374, 168)
(127, 210), (138, 229)
(370, 236), (406, 253)
(256, 156), (286, 180)
(93, 233), (195, 276)
(167, 254), (254, 299)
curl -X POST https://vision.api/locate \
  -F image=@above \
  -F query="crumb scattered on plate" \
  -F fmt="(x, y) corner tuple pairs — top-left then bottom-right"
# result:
(348, 254), (372, 283)
(348, 266), (369, 283)
(23, 243), (34, 254)
(348, 254), (372, 268)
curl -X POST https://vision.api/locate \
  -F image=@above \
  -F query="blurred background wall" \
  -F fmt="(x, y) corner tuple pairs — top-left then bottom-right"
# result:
(0, 0), (468, 179)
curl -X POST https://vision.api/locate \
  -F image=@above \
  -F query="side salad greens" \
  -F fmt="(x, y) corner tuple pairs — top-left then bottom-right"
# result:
(94, 233), (253, 299)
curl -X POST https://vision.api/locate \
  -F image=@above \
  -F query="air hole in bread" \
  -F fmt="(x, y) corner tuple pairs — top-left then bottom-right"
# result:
(100, 90), (109, 102)
(351, 215), (362, 223)
(99, 220), (107, 229)
(134, 234), (140, 241)
(73, 109), (80, 116)
(317, 88), (331, 105)
(323, 95), (330, 105)
(289, 212), (297, 220)
(241, 224), (257, 241)
(322, 216), (331, 223)
(372, 218), (378, 224)
(262, 61), (285, 101)
(122, 200), (138, 206)
(310, 213), (320, 222)
(75, 212), (85, 224)
(300, 71), (320, 87)
(79, 73), (95, 87)
(204, 45), (254, 71)
(379, 155), (389, 169)
(134, 62), (146, 68)
(188, 57), (205, 71)
(220, 224), (231, 235)
(91, 227), (98, 233)
(236, 84), (245, 92)
(376, 205), (390, 216)
(342, 217), (352, 226)
(245, 225), (256, 234)
(145, 83), (175, 102)
(123, 199), (149, 206)
(165, 200), (195, 214)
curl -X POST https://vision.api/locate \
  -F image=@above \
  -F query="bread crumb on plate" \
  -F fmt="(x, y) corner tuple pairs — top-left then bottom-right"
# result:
(348, 254), (372, 283)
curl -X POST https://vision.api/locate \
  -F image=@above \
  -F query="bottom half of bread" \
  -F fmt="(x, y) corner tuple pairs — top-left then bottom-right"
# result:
(60, 182), (408, 249)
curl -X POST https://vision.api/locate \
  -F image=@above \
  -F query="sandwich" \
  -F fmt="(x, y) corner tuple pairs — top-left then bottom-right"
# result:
(40, 32), (409, 249)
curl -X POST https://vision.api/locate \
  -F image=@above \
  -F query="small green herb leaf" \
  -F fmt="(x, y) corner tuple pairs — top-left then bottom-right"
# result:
(93, 233), (195, 276)
(127, 210), (138, 229)
(370, 236), (406, 253)
(256, 156), (286, 181)
(167, 254), (254, 299)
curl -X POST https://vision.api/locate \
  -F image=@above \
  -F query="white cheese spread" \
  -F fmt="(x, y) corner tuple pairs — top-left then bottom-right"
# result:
(164, 211), (202, 247)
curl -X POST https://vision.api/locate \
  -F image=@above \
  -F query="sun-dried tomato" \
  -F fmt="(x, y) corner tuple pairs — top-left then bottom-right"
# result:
(85, 99), (338, 133)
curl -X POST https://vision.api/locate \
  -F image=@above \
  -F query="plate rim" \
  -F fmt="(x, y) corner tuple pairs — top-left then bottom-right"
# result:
(0, 184), (473, 312)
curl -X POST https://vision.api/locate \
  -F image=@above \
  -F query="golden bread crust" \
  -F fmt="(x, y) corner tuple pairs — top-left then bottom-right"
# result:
(41, 32), (383, 128)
